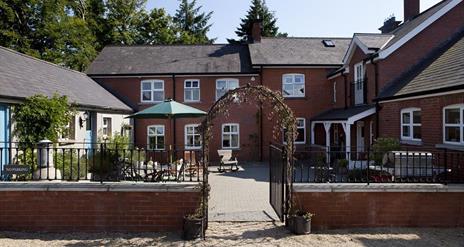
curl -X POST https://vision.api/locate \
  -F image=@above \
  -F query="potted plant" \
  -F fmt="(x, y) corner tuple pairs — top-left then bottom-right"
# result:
(183, 183), (210, 240)
(291, 210), (314, 235)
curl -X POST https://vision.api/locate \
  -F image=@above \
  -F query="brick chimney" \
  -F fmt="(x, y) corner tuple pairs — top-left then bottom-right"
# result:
(404, 0), (420, 22)
(251, 19), (262, 43)
(379, 16), (401, 34)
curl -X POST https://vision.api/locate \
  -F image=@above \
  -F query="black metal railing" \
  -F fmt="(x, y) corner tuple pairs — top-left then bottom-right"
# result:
(292, 147), (464, 184)
(0, 142), (203, 183)
(350, 79), (367, 105)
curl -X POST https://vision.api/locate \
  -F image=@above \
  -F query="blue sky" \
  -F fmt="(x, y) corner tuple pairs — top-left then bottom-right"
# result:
(146, 0), (442, 43)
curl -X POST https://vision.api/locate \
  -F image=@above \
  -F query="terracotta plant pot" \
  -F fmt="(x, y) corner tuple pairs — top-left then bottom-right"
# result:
(293, 215), (311, 235)
(182, 216), (203, 240)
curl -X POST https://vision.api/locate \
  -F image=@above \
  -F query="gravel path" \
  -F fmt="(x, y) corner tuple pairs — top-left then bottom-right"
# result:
(1, 222), (463, 247)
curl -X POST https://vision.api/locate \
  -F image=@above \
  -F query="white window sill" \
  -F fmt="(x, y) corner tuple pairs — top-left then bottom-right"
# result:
(400, 140), (423, 146)
(435, 143), (464, 152)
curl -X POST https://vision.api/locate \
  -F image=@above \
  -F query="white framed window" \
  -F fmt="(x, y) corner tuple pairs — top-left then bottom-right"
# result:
(443, 104), (464, 145)
(401, 108), (421, 141)
(147, 125), (165, 150)
(222, 123), (239, 149)
(59, 116), (76, 140)
(184, 79), (200, 102)
(102, 117), (112, 137)
(141, 80), (164, 102)
(185, 124), (201, 149)
(354, 62), (365, 105)
(216, 79), (239, 100)
(283, 118), (306, 144)
(282, 74), (305, 98)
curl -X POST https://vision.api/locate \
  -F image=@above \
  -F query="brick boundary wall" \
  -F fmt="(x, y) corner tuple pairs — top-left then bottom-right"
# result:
(293, 184), (464, 230)
(0, 183), (200, 232)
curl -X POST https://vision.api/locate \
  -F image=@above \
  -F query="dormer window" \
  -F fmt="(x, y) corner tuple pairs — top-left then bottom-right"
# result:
(322, 40), (335, 47)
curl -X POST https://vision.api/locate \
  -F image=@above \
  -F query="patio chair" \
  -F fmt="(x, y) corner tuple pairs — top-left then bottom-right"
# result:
(162, 159), (184, 181)
(217, 149), (239, 172)
(184, 151), (201, 177)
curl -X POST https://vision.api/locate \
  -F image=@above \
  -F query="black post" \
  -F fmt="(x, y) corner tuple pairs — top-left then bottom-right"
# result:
(444, 149), (448, 185)
(100, 143), (104, 184)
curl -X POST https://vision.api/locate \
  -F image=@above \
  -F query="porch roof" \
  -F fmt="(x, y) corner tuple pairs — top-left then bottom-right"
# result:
(312, 105), (376, 124)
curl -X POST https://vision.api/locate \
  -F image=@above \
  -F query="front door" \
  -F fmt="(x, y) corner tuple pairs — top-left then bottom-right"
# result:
(356, 121), (365, 153)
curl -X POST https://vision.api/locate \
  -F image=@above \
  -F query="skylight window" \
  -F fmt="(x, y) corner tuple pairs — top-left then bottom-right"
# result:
(322, 40), (335, 47)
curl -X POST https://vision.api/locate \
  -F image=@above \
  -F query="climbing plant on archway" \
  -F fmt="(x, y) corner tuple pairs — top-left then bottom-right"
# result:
(199, 83), (298, 219)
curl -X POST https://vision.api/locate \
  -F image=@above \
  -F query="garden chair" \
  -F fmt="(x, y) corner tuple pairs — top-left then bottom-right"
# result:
(217, 149), (238, 172)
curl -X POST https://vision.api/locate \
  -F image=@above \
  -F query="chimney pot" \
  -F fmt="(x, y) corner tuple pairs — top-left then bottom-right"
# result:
(404, 0), (420, 22)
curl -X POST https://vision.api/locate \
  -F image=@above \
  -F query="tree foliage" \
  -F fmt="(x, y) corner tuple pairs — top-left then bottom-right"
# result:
(13, 94), (75, 147)
(232, 0), (286, 43)
(173, 0), (214, 44)
(0, 0), (214, 71)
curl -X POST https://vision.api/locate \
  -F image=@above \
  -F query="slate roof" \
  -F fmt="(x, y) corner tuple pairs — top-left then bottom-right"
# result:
(0, 46), (132, 112)
(249, 37), (352, 66)
(382, 0), (453, 50)
(86, 44), (254, 75)
(355, 33), (393, 50)
(378, 30), (464, 100)
(312, 105), (375, 121)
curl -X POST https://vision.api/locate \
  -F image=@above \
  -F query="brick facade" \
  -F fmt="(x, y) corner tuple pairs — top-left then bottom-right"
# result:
(379, 92), (464, 150)
(0, 191), (200, 232)
(294, 191), (464, 230)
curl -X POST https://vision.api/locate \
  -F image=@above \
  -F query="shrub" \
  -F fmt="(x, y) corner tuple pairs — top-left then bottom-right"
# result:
(370, 138), (400, 165)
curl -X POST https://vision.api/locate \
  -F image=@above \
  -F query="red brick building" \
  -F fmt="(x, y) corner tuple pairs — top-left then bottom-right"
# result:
(87, 0), (464, 161)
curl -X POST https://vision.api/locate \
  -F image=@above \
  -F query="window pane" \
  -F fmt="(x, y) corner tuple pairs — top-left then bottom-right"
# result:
(283, 84), (293, 96)
(186, 126), (194, 134)
(294, 84), (305, 96)
(297, 119), (305, 128)
(157, 136), (165, 149)
(296, 129), (305, 142)
(185, 90), (192, 101)
(413, 126), (421, 139)
(192, 81), (199, 87)
(217, 81), (226, 89)
(230, 125), (238, 132)
(284, 76), (292, 84)
(223, 135), (230, 147)
(216, 89), (226, 99)
(229, 80), (239, 89)
(445, 127), (460, 142)
(186, 136), (193, 146)
(185, 81), (192, 88)
(153, 81), (163, 89)
(413, 111), (421, 124)
(294, 75), (304, 83)
(231, 135), (239, 147)
(156, 127), (164, 135)
(402, 112), (410, 124)
(153, 91), (164, 101)
(194, 135), (201, 146)
(142, 82), (151, 90)
(402, 126), (410, 137)
(445, 108), (460, 124)
(223, 125), (230, 133)
(142, 91), (152, 101)
(148, 127), (155, 135)
(192, 89), (200, 100)
(148, 136), (156, 149)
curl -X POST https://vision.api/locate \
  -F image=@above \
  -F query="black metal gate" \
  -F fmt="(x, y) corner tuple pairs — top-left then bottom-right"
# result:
(269, 144), (287, 222)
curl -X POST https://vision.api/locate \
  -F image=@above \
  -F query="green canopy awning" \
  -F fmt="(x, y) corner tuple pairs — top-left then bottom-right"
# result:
(127, 99), (207, 119)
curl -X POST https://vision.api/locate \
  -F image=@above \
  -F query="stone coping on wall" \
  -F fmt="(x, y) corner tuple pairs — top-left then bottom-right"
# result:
(0, 182), (200, 192)
(293, 183), (464, 193)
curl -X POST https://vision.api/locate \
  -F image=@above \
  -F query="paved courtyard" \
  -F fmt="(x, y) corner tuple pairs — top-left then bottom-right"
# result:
(208, 163), (280, 222)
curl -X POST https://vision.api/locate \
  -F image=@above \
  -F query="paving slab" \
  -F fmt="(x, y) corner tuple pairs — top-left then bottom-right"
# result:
(208, 163), (279, 222)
